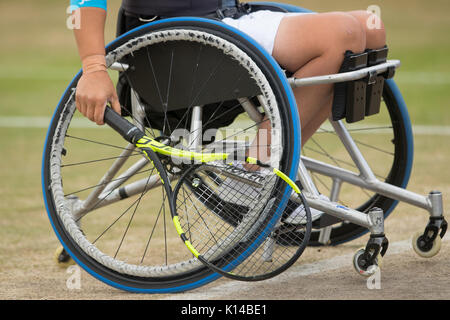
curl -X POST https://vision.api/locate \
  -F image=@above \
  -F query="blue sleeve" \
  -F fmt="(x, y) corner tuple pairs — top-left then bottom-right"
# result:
(70, 0), (107, 11)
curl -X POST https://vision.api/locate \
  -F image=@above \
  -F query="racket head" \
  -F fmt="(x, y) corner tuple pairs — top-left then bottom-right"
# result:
(103, 107), (311, 281)
(172, 159), (312, 281)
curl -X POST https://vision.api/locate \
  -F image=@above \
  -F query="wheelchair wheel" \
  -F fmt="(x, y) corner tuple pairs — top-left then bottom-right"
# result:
(305, 80), (414, 245)
(42, 17), (301, 293)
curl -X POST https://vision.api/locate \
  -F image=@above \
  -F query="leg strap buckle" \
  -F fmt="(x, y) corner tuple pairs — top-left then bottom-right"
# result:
(332, 46), (391, 123)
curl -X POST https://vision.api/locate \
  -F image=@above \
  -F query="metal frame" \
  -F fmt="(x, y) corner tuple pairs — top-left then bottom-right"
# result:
(289, 60), (400, 88)
(75, 58), (443, 248)
(299, 119), (443, 235)
(286, 60), (444, 243)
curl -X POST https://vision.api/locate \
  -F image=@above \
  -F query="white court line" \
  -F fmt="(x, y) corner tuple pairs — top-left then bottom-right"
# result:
(163, 236), (449, 300)
(412, 125), (450, 136)
(1, 116), (449, 136)
(0, 117), (99, 129)
(1, 71), (450, 84)
(395, 72), (450, 85)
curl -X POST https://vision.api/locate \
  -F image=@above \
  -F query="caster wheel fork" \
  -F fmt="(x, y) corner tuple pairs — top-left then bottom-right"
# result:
(353, 207), (388, 277)
(353, 234), (388, 277)
(412, 216), (447, 258)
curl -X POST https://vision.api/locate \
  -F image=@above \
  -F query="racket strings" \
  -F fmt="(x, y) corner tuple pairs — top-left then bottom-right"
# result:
(177, 184), (239, 253)
(175, 161), (278, 260)
(224, 196), (309, 278)
(174, 160), (310, 279)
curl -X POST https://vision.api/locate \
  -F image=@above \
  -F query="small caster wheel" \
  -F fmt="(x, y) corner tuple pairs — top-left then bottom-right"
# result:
(412, 231), (442, 258)
(353, 247), (382, 277)
(54, 246), (75, 268)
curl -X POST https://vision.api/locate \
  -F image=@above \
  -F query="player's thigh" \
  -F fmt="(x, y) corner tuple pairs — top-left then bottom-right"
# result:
(273, 12), (366, 72)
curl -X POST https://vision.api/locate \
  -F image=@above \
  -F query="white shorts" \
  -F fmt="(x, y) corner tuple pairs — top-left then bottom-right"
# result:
(222, 10), (310, 55)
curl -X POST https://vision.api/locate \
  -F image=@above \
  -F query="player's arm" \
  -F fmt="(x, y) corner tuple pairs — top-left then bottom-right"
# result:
(70, 1), (121, 125)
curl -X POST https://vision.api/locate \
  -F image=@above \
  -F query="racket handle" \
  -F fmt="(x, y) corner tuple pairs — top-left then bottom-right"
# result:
(104, 107), (145, 145)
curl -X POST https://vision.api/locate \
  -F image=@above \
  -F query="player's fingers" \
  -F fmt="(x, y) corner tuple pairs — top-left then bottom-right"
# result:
(85, 98), (97, 123)
(75, 88), (86, 116)
(94, 100), (107, 125)
(75, 94), (83, 114)
(110, 93), (121, 115)
(80, 97), (88, 119)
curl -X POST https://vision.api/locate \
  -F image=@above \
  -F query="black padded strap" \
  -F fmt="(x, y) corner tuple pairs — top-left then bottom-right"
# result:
(332, 51), (368, 122)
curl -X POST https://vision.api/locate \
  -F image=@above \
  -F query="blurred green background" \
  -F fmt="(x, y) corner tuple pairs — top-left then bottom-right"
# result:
(1, 0), (448, 242)
(1, 0), (449, 235)
(1, 0), (449, 123)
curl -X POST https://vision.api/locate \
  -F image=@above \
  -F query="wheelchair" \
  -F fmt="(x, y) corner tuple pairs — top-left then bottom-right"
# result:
(43, 2), (447, 292)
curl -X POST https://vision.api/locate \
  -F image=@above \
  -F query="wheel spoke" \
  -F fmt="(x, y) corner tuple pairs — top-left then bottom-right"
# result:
(61, 153), (142, 168)
(64, 168), (154, 197)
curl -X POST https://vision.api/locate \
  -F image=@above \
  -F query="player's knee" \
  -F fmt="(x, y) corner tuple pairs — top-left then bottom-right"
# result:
(350, 10), (386, 49)
(333, 13), (366, 54)
(367, 17), (386, 49)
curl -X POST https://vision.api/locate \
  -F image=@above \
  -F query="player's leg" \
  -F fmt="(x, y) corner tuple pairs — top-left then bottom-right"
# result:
(347, 10), (386, 50)
(272, 12), (368, 145)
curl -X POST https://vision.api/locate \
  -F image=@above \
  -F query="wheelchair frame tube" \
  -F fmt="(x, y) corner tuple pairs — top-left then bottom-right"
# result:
(299, 116), (431, 213)
(330, 120), (377, 182)
(131, 88), (147, 131)
(302, 155), (432, 211)
(289, 60), (400, 88)
(73, 174), (167, 219)
(101, 157), (150, 195)
(110, 62), (129, 71)
(189, 106), (203, 151)
(305, 196), (373, 229)
(80, 143), (136, 214)
(318, 178), (343, 244)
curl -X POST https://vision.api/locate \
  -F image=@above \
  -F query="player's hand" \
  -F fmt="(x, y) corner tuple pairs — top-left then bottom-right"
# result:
(75, 55), (121, 125)
(75, 71), (121, 125)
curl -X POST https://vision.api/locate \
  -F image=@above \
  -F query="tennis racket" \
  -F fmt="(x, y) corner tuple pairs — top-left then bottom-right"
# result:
(104, 107), (312, 281)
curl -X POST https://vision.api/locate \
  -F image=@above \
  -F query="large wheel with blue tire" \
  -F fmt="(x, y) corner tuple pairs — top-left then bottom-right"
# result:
(42, 18), (301, 293)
